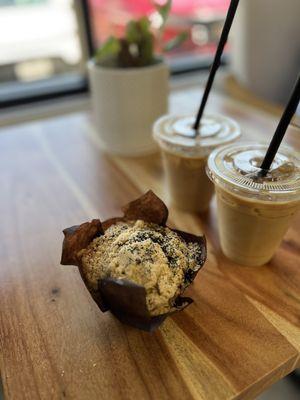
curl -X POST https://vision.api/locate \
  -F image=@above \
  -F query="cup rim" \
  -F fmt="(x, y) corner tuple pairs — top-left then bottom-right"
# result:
(206, 141), (300, 202)
(153, 113), (241, 157)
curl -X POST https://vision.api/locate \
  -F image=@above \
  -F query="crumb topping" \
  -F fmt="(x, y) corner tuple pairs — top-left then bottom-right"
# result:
(80, 220), (203, 315)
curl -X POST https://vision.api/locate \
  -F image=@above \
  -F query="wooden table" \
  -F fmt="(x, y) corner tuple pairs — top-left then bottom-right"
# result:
(1, 84), (300, 400)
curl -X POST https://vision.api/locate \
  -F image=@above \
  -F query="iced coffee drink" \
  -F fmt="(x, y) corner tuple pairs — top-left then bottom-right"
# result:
(207, 143), (300, 266)
(153, 114), (241, 212)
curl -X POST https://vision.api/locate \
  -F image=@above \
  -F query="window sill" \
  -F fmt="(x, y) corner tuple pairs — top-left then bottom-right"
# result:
(0, 69), (225, 128)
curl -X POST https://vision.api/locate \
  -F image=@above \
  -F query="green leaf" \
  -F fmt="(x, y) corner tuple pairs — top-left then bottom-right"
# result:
(126, 20), (140, 43)
(138, 16), (151, 35)
(163, 31), (188, 52)
(126, 17), (151, 43)
(139, 35), (155, 66)
(95, 36), (121, 63)
(155, 0), (172, 28)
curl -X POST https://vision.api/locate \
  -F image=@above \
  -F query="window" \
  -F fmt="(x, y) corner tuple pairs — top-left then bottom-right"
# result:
(0, 0), (90, 107)
(0, 0), (230, 107)
(87, 0), (230, 73)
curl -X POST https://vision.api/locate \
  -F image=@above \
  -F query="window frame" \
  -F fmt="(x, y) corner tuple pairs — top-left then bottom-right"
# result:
(0, 0), (93, 109)
(0, 0), (228, 109)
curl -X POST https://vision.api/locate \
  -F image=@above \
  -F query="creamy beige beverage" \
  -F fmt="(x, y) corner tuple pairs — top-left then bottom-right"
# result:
(207, 143), (300, 266)
(153, 114), (241, 212)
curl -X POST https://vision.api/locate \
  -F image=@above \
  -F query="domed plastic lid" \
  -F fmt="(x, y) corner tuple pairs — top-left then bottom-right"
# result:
(207, 142), (300, 201)
(153, 114), (241, 157)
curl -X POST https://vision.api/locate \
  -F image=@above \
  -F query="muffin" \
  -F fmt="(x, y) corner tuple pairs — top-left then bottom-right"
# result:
(80, 219), (205, 316)
(61, 191), (206, 330)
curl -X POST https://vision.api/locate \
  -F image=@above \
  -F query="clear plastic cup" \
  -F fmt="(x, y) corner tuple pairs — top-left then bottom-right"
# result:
(207, 142), (300, 266)
(153, 114), (241, 212)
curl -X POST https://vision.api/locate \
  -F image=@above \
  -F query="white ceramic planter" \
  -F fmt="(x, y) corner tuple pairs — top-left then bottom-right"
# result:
(88, 60), (169, 156)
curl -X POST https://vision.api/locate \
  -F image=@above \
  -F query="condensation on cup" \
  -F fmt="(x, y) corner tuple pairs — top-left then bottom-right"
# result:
(153, 114), (241, 212)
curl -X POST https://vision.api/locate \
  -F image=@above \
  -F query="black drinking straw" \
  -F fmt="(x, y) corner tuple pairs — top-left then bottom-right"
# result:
(193, 0), (240, 132)
(260, 74), (300, 174)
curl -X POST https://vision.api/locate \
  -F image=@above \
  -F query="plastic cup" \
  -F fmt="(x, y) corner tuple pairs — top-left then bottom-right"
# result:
(153, 114), (241, 212)
(207, 142), (300, 266)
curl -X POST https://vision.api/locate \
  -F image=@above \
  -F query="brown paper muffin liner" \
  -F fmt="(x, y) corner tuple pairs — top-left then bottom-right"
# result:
(61, 191), (206, 331)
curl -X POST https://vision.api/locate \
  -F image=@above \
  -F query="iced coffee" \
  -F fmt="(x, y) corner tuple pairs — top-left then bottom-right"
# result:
(153, 114), (241, 212)
(207, 142), (300, 266)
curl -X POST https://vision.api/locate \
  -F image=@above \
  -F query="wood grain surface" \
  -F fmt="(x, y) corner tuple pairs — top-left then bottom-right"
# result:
(0, 85), (300, 400)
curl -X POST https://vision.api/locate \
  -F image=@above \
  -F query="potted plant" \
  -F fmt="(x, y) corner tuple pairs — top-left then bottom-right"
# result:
(88, 0), (187, 156)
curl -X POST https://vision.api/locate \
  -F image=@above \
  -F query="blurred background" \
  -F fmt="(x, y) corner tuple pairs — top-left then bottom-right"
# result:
(1, 0), (298, 111)
(0, 0), (232, 107)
